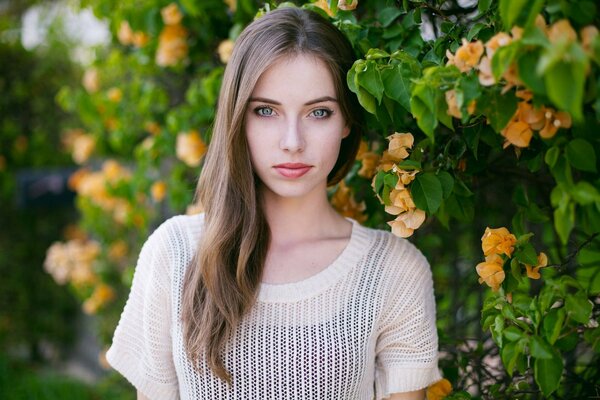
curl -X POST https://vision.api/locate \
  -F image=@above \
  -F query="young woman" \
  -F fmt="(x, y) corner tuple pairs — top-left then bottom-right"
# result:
(107, 6), (442, 400)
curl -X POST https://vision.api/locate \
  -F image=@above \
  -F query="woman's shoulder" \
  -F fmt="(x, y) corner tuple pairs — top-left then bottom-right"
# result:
(353, 221), (431, 283)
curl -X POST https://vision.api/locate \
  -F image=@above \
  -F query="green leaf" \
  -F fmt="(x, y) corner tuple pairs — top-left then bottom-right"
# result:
(437, 171), (454, 199)
(381, 64), (418, 113)
(543, 308), (566, 345)
(445, 193), (474, 222)
(544, 44), (588, 122)
(501, 340), (521, 376)
(565, 138), (597, 172)
(570, 181), (600, 205)
(378, 7), (403, 28)
(374, 170), (386, 194)
(499, 0), (527, 29)
(358, 61), (384, 104)
(545, 146), (560, 168)
(518, 50), (546, 95)
(565, 292), (593, 324)
(477, 88), (518, 132)
(383, 173), (399, 189)
(365, 48), (390, 60)
(554, 202), (575, 245)
(510, 258), (523, 283)
(491, 43), (520, 81)
(396, 159), (421, 170)
(530, 335), (554, 359)
(534, 349), (563, 396)
(411, 172), (443, 214)
(515, 243), (538, 265)
(504, 326), (524, 342)
(357, 87), (377, 114)
(467, 23), (487, 41)
(478, 0), (492, 13)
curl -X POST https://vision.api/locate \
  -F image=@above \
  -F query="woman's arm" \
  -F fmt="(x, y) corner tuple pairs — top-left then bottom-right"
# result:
(137, 391), (150, 400)
(389, 389), (426, 400)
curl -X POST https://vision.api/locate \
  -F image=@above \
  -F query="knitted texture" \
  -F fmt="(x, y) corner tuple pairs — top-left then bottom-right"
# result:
(106, 213), (442, 399)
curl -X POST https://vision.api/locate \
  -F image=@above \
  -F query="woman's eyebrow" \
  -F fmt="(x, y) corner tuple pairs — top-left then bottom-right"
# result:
(248, 96), (338, 105)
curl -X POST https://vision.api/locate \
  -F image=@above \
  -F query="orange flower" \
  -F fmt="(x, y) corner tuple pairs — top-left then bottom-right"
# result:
(477, 56), (495, 86)
(108, 240), (128, 262)
(176, 130), (207, 167)
(481, 227), (517, 257)
(217, 39), (235, 64)
(83, 283), (116, 314)
(82, 68), (99, 93)
(548, 19), (577, 44)
(144, 121), (161, 135)
(72, 134), (96, 164)
(161, 3), (183, 25)
(151, 180), (167, 202)
(156, 24), (188, 67)
(427, 378), (453, 400)
(476, 253), (505, 292)
(445, 89), (476, 119)
(117, 21), (134, 45)
(385, 186), (416, 215)
(330, 180), (367, 223)
(391, 166), (418, 186)
(387, 132), (414, 160)
(448, 38), (484, 73)
(539, 110), (572, 139)
(485, 32), (512, 59)
(525, 252), (548, 279)
(357, 152), (380, 178)
(132, 31), (150, 48)
(387, 209), (426, 238)
(107, 87), (122, 103)
(314, 0), (334, 17)
(517, 102), (545, 130)
(337, 0), (358, 11)
(581, 26), (599, 54)
(501, 120), (533, 149)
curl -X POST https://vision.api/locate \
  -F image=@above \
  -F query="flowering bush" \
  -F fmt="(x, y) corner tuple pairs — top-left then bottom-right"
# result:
(50, 0), (599, 397)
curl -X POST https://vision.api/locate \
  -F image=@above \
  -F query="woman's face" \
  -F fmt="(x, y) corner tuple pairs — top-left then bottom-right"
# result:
(244, 53), (350, 201)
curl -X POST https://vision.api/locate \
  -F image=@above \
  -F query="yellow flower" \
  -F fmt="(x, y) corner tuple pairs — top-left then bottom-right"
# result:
(151, 180), (167, 202)
(176, 130), (207, 167)
(314, 0), (334, 17)
(387, 209), (426, 238)
(392, 166), (419, 186)
(102, 159), (129, 183)
(144, 121), (161, 135)
(427, 378), (453, 400)
(43, 240), (100, 286)
(217, 39), (235, 64)
(72, 134), (96, 164)
(331, 180), (367, 223)
(357, 152), (380, 178)
(82, 68), (99, 93)
(83, 283), (116, 314)
(525, 252), (548, 279)
(476, 253), (505, 292)
(161, 3), (183, 26)
(517, 102), (546, 130)
(156, 24), (189, 67)
(107, 87), (122, 103)
(448, 39), (484, 73)
(481, 227), (517, 257)
(387, 132), (414, 160)
(132, 31), (150, 48)
(117, 21), (134, 45)
(501, 120), (533, 149)
(337, 0), (358, 11)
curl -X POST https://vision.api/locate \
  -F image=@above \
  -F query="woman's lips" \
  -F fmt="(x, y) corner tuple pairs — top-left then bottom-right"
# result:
(274, 163), (312, 178)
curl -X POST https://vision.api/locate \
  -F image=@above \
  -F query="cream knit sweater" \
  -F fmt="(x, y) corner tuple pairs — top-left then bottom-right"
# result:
(106, 213), (442, 399)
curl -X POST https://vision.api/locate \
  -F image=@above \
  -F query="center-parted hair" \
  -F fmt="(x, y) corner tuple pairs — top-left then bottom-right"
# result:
(181, 6), (363, 383)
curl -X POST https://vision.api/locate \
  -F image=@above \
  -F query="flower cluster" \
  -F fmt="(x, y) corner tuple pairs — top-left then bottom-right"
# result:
(117, 20), (150, 48)
(331, 180), (367, 223)
(44, 239), (101, 287)
(156, 3), (188, 67)
(476, 227), (548, 292)
(176, 130), (207, 167)
(501, 91), (572, 148)
(82, 283), (116, 315)
(374, 133), (425, 238)
(62, 128), (96, 165)
(314, 0), (358, 16)
(68, 160), (137, 225)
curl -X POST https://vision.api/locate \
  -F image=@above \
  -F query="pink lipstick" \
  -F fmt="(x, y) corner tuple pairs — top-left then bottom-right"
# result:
(274, 163), (312, 178)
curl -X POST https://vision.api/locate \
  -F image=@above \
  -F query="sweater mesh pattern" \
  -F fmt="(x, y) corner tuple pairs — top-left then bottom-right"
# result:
(106, 214), (442, 399)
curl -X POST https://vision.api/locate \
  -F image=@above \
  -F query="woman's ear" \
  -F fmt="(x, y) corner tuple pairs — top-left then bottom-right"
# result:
(342, 125), (351, 139)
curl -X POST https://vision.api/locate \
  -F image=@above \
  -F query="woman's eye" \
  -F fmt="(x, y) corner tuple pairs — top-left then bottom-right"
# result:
(255, 106), (274, 117)
(311, 108), (332, 118)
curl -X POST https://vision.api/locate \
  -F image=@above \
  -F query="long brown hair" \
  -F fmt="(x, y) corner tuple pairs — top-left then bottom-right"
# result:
(181, 6), (363, 383)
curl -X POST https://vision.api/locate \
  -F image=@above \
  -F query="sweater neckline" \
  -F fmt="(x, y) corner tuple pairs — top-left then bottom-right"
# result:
(257, 217), (372, 303)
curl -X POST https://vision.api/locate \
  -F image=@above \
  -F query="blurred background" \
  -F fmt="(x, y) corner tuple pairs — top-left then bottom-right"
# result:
(1, 0), (599, 399)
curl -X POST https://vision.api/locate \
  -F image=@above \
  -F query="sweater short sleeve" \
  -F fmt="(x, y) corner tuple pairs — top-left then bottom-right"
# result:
(374, 239), (443, 399)
(106, 219), (180, 400)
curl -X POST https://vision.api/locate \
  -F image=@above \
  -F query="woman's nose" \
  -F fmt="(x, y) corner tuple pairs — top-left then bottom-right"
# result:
(279, 118), (305, 152)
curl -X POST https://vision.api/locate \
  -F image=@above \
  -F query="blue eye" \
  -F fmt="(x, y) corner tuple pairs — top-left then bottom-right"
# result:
(255, 106), (274, 117)
(311, 108), (332, 118)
